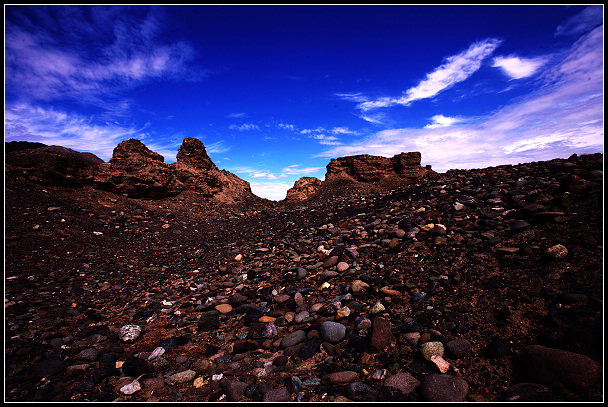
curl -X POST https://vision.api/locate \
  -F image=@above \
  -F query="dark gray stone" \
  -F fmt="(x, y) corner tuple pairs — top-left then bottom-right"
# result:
(122, 356), (150, 377)
(347, 382), (379, 401)
(300, 337), (321, 360)
(226, 381), (249, 402)
(320, 321), (346, 344)
(445, 338), (472, 359)
(198, 310), (221, 331)
(281, 330), (307, 348)
(524, 345), (603, 392)
(263, 386), (291, 402)
(420, 374), (468, 402)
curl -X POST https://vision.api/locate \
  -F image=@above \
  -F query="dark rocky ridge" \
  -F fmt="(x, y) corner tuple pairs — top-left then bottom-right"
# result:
(5, 144), (105, 187)
(4, 140), (603, 402)
(6, 138), (263, 205)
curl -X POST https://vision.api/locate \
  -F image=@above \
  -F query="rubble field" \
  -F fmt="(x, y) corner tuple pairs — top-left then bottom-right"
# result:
(5, 152), (603, 402)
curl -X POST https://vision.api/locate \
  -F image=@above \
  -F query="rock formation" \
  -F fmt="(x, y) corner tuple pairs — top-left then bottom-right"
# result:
(325, 151), (429, 182)
(170, 137), (256, 204)
(94, 139), (184, 199)
(6, 138), (259, 203)
(5, 140), (48, 154)
(285, 177), (323, 202)
(92, 138), (257, 202)
(286, 151), (432, 202)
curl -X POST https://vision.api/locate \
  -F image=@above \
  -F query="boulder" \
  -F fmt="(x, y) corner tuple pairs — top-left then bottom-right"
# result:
(93, 137), (258, 202)
(285, 151), (431, 204)
(524, 345), (603, 392)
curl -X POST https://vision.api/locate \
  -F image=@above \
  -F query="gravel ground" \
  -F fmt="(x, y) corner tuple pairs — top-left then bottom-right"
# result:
(5, 153), (603, 402)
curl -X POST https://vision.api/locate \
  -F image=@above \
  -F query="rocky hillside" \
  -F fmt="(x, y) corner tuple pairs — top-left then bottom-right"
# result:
(5, 143), (105, 186)
(4, 142), (604, 402)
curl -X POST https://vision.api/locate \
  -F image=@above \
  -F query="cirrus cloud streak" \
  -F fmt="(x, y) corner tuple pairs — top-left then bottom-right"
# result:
(5, 5), (202, 106)
(320, 26), (603, 172)
(352, 38), (503, 111)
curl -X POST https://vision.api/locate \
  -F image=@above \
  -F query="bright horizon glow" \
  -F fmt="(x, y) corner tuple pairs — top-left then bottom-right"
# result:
(5, 5), (603, 200)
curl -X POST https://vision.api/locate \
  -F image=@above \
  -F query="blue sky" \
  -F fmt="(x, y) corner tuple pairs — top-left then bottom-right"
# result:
(4, 5), (604, 201)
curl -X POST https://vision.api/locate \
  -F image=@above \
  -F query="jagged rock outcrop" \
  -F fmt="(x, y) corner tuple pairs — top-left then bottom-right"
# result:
(285, 151), (432, 202)
(92, 138), (258, 203)
(170, 137), (257, 204)
(94, 139), (184, 199)
(6, 138), (257, 203)
(285, 177), (323, 202)
(5, 144), (104, 186)
(325, 152), (429, 182)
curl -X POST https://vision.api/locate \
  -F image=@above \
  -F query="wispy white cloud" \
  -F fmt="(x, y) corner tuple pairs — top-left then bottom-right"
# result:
(229, 123), (260, 131)
(555, 5), (603, 37)
(227, 112), (247, 119)
(330, 126), (360, 135)
(300, 127), (325, 134)
(334, 92), (368, 104)
(492, 55), (547, 80)
(281, 164), (324, 175)
(353, 38), (503, 111)
(229, 163), (323, 181)
(298, 126), (359, 145)
(206, 140), (231, 155)
(424, 114), (463, 129)
(318, 26), (603, 172)
(312, 134), (342, 145)
(4, 103), (158, 161)
(250, 171), (280, 180)
(277, 123), (297, 131)
(360, 111), (389, 126)
(249, 181), (294, 201)
(5, 5), (201, 107)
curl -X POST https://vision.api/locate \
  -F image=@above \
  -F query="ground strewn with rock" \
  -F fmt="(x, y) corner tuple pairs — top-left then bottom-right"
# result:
(4, 146), (603, 402)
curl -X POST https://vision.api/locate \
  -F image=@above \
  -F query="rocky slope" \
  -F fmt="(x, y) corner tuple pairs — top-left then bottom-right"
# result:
(4, 143), (604, 402)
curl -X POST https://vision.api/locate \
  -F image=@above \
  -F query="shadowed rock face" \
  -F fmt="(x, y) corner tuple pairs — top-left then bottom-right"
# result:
(326, 152), (428, 183)
(285, 177), (323, 202)
(6, 137), (259, 203)
(94, 139), (183, 199)
(174, 137), (217, 170)
(171, 137), (256, 203)
(5, 145), (104, 187)
(109, 139), (165, 164)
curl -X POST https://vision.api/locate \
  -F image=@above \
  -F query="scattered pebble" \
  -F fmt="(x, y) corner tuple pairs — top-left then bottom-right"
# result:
(5, 150), (603, 402)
